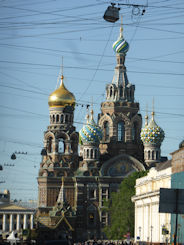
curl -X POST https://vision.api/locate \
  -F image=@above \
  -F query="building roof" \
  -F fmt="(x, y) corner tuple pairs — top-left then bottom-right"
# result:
(155, 160), (171, 171)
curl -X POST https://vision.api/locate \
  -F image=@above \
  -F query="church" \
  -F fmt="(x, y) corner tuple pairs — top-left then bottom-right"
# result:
(36, 22), (165, 242)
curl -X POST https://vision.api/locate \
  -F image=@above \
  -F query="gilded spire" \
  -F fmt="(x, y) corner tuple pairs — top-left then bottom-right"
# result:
(48, 57), (75, 108)
(90, 97), (94, 121)
(145, 104), (148, 126)
(151, 97), (155, 120)
(120, 15), (123, 38)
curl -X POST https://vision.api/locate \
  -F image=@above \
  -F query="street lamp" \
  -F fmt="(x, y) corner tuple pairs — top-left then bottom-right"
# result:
(103, 3), (120, 23)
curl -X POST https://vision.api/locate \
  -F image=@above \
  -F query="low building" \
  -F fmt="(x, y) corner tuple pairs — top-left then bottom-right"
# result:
(132, 161), (171, 244)
(0, 190), (36, 236)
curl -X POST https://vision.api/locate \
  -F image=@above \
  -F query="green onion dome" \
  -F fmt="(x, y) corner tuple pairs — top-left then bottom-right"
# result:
(141, 112), (165, 146)
(112, 24), (129, 54)
(79, 110), (103, 145)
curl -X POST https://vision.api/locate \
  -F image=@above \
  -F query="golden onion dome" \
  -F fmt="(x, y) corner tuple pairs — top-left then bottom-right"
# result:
(48, 75), (75, 108)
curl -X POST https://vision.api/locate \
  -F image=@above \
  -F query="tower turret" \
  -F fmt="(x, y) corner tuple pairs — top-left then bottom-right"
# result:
(38, 71), (78, 208)
(79, 109), (102, 175)
(106, 17), (135, 102)
(141, 109), (165, 167)
(98, 18), (143, 161)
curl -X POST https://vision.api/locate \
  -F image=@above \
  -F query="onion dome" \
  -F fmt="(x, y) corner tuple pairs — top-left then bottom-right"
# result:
(48, 75), (75, 108)
(112, 20), (129, 54)
(141, 112), (165, 146)
(79, 110), (103, 145)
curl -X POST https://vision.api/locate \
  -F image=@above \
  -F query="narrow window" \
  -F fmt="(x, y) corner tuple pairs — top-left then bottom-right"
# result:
(152, 151), (154, 160)
(148, 151), (150, 160)
(47, 137), (53, 153)
(65, 114), (68, 123)
(58, 139), (64, 153)
(87, 149), (89, 158)
(88, 213), (94, 225)
(104, 121), (109, 141)
(90, 149), (93, 159)
(118, 121), (124, 141)
(110, 87), (112, 97)
(132, 122), (137, 141)
(61, 114), (63, 123)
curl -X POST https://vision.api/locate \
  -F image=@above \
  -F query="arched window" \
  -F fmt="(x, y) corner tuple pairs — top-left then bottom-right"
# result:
(152, 151), (154, 160)
(118, 121), (125, 141)
(61, 114), (63, 123)
(148, 151), (150, 160)
(104, 121), (109, 141)
(87, 149), (89, 158)
(47, 137), (53, 153)
(132, 122), (137, 141)
(120, 86), (123, 97)
(58, 139), (64, 153)
(56, 114), (59, 123)
(90, 149), (93, 159)
(53, 115), (55, 123)
(110, 87), (112, 97)
(65, 114), (68, 123)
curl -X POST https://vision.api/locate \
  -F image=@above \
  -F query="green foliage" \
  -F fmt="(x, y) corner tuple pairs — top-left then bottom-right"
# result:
(103, 171), (147, 240)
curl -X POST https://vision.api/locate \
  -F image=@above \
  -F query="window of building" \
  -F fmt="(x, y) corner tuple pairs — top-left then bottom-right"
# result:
(101, 188), (108, 206)
(58, 139), (64, 153)
(132, 122), (137, 141)
(118, 121), (125, 141)
(152, 151), (154, 160)
(61, 114), (63, 123)
(148, 151), (150, 160)
(65, 114), (68, 123)
(47, 137), (53, 153)
(90, 149), (93, 159)
(89, 189), (96, 199)
(87, 149), (89, 158)
(88, 213), (94, 225)
(104, 121), (109, 141)
(110, 87), (112, 97)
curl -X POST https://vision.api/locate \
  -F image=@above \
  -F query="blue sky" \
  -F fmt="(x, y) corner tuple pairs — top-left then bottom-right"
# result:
(0, 0), (183, 201)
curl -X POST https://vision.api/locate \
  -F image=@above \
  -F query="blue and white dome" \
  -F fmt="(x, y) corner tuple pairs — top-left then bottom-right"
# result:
(112, 24), (129, 54)
(79, 110), (103, 145)
(141, 112), (165, 146)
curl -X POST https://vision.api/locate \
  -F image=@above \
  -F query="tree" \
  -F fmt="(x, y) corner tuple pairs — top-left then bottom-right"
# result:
(103, 171), (147, 239)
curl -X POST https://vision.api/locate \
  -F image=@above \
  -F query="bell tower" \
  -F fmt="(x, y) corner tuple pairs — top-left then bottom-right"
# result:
(38, 73), (78, 208)
(98, 18), (143, 162)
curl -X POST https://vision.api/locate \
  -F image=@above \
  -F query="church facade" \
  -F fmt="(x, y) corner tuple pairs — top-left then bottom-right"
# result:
(37, 23), (148, 241)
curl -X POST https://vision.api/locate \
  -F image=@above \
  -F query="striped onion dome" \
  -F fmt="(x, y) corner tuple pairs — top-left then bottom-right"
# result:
(141, 112), (165, 146)
(112, 23), (129, 54)
(79, 110), (103, 145)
